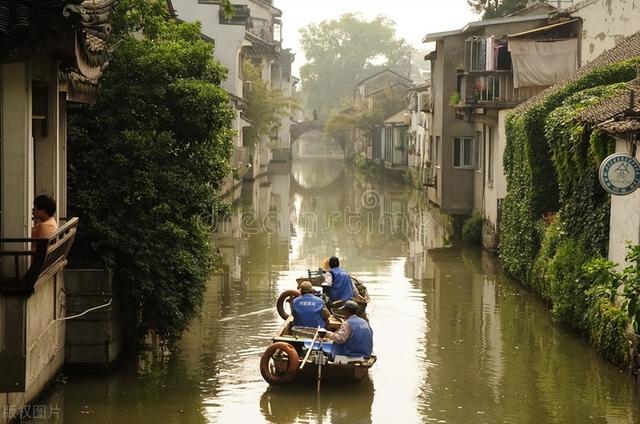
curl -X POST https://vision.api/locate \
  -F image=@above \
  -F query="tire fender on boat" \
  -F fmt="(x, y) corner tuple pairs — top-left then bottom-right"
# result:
(276, 289), (301, 320)
(260, 342), (299, 385)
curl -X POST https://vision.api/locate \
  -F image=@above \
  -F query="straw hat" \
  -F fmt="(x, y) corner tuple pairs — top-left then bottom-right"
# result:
(299, 281), (314, 293)
(320, 257), (330, 271)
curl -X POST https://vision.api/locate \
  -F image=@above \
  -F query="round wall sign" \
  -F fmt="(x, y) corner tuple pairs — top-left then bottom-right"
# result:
(598, 153), (640, 195)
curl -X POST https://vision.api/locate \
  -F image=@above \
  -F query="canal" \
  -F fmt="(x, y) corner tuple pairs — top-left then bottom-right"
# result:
(35, 131), (640, 423)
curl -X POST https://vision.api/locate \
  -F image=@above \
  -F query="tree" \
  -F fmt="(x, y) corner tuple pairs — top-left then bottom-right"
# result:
(68, 0), (234, 340)
(467, 0), (545, 19)
(326, 85), (408, 150)
(242, 60), (296, 145)
(299, 13), (413, 117)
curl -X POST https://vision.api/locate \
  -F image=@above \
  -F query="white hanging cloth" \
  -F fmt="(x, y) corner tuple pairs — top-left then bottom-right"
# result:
(508, 38), (578, 88)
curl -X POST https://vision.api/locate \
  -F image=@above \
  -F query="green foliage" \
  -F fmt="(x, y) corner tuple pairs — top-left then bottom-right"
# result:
(500, 57), (640, 368)
(68, 1), (234, 340)
(243, 60), (296, 145)
(530, 216), (563, 300)
(501, 58), (640, 282)
(584, 296), (631, 366)
(462, 211), (484, 244)
(582, 248), (640, 367)
(326, 85), (407, 148)
(449, 91), (461, 107)
(547, 239), (591, 326)
(299, 13), (413, 116)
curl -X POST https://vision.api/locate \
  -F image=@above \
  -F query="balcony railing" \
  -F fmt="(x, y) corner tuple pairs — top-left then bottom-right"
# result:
(0, 217), (78, 294)
(460, 71), (547, 108)
(248, 18), (274, 43)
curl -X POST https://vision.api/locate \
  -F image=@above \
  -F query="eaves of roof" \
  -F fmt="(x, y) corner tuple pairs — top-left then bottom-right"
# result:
(422, 14), (549, 43)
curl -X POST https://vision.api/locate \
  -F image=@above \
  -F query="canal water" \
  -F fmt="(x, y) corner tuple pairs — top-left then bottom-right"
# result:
(35, 131), (640, 423)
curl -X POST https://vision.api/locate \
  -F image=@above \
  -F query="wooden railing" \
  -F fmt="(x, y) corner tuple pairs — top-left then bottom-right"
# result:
(0, 217), (78, 294)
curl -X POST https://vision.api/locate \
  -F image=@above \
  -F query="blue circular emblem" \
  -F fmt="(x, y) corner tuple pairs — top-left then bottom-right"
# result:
(598, 153), (640, 195)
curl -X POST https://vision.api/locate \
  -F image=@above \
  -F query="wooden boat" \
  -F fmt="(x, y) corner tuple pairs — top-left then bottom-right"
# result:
(259, 315), (377, 388)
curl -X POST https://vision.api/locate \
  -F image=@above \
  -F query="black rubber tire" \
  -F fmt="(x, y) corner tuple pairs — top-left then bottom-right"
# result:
(276, 289), (300, 320)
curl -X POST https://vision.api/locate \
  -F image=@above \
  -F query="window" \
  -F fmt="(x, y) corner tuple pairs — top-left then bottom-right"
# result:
(435, 136), (440, 166)
(453, 137), (474, 168)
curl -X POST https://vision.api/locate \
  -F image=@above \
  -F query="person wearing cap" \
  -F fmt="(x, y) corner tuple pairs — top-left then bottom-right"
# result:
(326, 300), (373, 358)
(321, 256), (356, 304)
(292, 281), (330, 329)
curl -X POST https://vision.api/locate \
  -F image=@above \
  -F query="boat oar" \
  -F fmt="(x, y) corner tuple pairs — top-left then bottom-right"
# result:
(300, 327), (321, 370)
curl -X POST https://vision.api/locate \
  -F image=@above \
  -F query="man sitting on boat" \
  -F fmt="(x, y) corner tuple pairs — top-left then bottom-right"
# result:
(321, 256), (364, 305)
(325, 301), (373, 360)
(292, 281), (330, 329)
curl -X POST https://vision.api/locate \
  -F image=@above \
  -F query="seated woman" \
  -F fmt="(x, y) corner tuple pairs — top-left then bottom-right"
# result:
(32, 194), (58, 240)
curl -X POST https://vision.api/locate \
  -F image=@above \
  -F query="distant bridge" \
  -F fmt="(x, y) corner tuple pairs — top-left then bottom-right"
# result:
(291, 120), (324, 142)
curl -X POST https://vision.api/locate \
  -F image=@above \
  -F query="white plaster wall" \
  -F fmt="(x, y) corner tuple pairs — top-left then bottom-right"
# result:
(608, 138), (640, 269)
(484, 110), (510, 231)
(170, 0), (246, 95)
(32, 56), (62, 205)
(1, 62), (32, 240)
(24, 272), (66, 404)
(574, 0), (640, 64)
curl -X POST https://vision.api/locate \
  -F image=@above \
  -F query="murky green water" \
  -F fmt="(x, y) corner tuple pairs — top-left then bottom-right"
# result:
(34, 132), (640, 423)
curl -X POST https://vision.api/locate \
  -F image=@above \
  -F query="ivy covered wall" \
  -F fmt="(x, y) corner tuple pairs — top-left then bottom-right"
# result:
(500, 57), (640, 366)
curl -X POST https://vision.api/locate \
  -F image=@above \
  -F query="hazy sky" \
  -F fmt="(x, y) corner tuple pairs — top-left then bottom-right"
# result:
(274, 0), (480, 76)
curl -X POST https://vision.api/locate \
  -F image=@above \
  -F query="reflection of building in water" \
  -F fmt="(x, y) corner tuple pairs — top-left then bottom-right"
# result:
(347, 173), (452, 281)
(213, 168), (292, 285)
(420, 248), (504, 421)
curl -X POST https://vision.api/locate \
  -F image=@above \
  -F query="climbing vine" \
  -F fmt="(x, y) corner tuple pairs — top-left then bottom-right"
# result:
(500, 56), (640, 367)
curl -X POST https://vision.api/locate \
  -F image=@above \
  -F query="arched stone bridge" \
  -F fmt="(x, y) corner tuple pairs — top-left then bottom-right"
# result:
(291, 120), (324, 142)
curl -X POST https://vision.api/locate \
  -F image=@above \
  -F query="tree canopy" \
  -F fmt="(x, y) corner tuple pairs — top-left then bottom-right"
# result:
(299, 13), (413, 118)
(68, 0), (234, 340)
(467, 0), (545, 19)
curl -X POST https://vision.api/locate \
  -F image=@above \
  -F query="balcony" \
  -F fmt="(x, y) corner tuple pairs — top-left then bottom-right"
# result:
(248, 18), (274, 43)
(219, 4), (250, 25)
(0, 218), (78, 294)
(459, 71), (547, 109)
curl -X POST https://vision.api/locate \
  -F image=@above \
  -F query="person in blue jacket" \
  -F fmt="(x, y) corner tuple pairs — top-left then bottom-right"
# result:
(326, 301), (373, 358)
(292, 281), (330, 329)
(322, 256), (356, 304)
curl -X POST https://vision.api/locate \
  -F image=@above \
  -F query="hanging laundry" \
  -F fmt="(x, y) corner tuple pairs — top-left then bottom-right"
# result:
(508, 38), (578, 88)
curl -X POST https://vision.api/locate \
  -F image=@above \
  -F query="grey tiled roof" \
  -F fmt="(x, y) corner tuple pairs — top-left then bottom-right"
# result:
(576, 78), (640, 125)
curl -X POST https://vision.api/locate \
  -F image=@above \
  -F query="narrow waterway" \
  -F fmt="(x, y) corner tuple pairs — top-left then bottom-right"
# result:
(35, 131), (640, 423)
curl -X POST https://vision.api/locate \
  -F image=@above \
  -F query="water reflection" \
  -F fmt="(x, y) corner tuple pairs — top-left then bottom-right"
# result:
(32, 131), (640, 423)
(259, 379), (374, 424)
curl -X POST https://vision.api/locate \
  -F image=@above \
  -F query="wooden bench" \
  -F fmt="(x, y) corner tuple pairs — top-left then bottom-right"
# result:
(0, 217), (78, 295)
